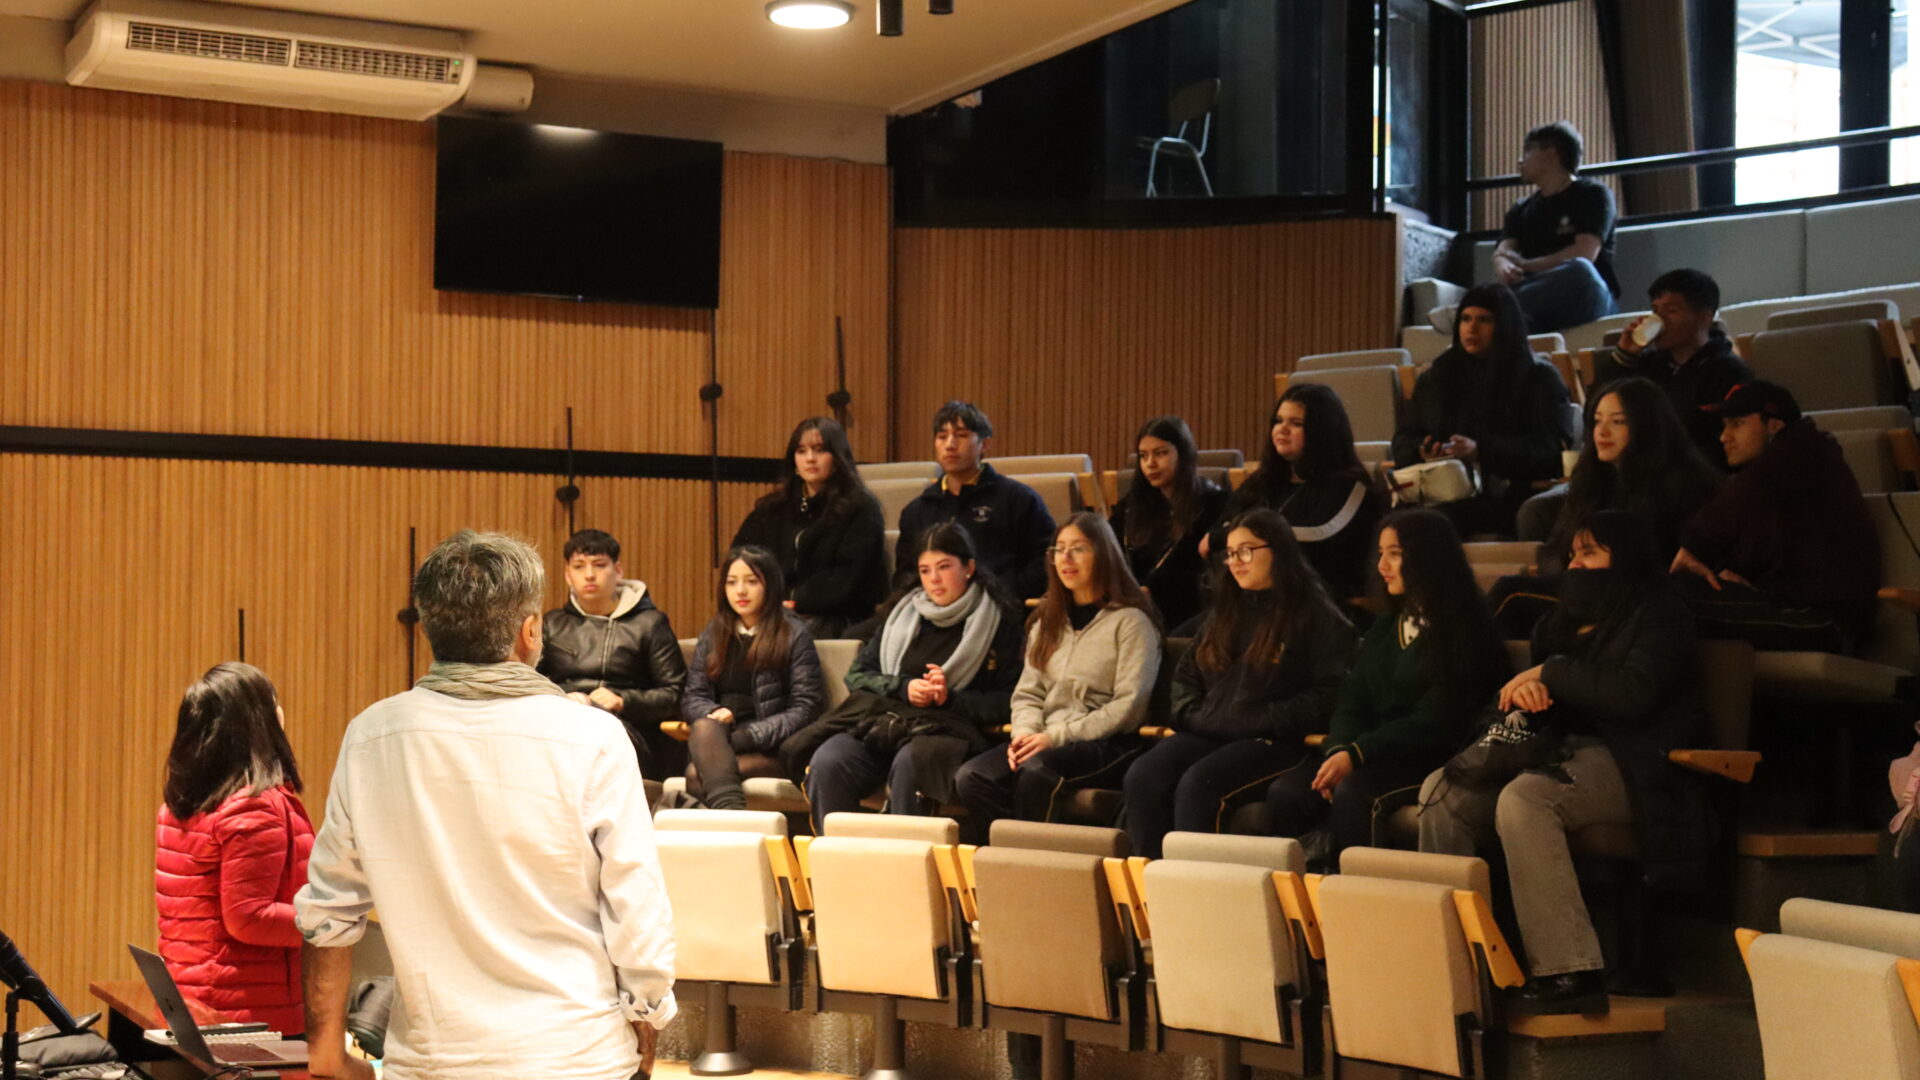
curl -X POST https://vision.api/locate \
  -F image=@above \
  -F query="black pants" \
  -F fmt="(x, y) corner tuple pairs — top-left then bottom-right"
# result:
(1265, 755), (1435, 858)
(1121, 733), (1305, 859)
(953, 737), (1146, 846)
(1677, 576), (1851, 653)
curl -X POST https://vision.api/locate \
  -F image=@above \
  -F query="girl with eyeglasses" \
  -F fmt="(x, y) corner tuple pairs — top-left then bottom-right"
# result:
(1121, 509), (1357, 859)
(1265, 510), (1509, 861)
(953, 513), (1163, 845)
(1108, 416), (1230, 630)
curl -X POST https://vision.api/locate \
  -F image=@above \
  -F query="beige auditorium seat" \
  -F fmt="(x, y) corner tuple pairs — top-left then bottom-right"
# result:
(1812, 406), (1916, 433)
(806, 812), (967, 1078)
(1296, 347), (1412, 373)
(1463, 540), (1539, 594)
(1769, 299), (1900, 332)
(868, 476), (932, 527)
(1315, 848), (1522, 1079)
(859, 460), (939, 482)
(1744, 321), (1898, 412)
(1834, 428), (1906, 494)
(1141, 832), (1322, 1076)
(653, 809), (810, 1074)
(1196, 448), (1245, 468)
(965, 821), (1136, 1080)
(994, 454), (1096, 476)
(1019, 472), (1090, 525)
(1278, 366), (1403, 444)
(1740, 898), (1920, 1080)
(1101, 466), (1233, 507)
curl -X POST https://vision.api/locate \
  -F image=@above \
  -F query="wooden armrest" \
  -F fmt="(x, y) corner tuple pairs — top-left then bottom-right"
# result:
(1227, 466), (1249, 491)
(1125, 856), (1149, 919)
(661, 720), (690, 741)
(1397, 366), (1417, 400)
(766, 837), (814, 912)
(1097, 470), (1119, 511)
(1881, 587), (1920, 613)
(1453, 889), (1526, 989)
(1103, 856), (1149, 941)
(1734, 332), (1754, 360)
(1138, 725), (1174, 739)
(793, 835), (814, 886)
(1303, 733), (1327, 748)
(934, 844), (976, 922)
(1302, 873), (1325, 925)
(1734, 927), (1761, 973)
(1668, 748), (1760, 783)
(1897, 958), (1920, 1032)
(991, 724), (1012, 735)
(1274, 373), (1290, 399)
(1890, 429), (1920, 487)
(957, 843), (977, 890)
(1881, 320), (1920, 395)
(1024, 597), (1040, 608)
(1273, 871), (1324, 960)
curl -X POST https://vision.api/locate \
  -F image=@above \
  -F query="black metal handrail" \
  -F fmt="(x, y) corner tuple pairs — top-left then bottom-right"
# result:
(1465, 124), (1920, 192)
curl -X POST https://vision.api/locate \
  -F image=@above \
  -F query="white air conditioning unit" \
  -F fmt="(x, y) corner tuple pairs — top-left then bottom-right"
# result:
(66, 0), (476, 121)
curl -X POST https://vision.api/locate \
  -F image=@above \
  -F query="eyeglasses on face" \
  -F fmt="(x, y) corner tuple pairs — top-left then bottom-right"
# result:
(1225, 543), (1271, 564)
(1047, 544), (1095, 562)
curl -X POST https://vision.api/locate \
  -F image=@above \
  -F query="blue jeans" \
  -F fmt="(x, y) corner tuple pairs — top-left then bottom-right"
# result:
(1513, 258), (1617, 334)
(804, 731), (943, 832)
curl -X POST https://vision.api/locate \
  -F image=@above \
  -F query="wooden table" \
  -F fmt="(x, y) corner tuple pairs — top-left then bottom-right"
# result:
(89, 980), (311, 1080)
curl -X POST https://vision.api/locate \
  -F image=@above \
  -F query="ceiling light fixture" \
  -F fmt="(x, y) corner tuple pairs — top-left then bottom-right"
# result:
(766, 0), (854, 30)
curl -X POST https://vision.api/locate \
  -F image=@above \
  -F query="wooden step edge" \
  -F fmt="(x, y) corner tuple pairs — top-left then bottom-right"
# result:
(1507, 997), (1668, 1040)
(1736, 830), (1883, 858)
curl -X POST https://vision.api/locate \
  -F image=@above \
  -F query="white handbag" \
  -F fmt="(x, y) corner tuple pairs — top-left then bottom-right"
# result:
(1383, 459), (1479, 507)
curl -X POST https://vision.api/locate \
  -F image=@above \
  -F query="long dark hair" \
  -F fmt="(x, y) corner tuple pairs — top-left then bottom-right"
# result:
(1031, 513), (1159, 668)
(1540, 510), (1670, 640)
(703, 546), (796, 679)
(1378, 509), (1509, 712)
(1254, 384), (1370, 493)
(1195, 509), (1349, 675)
(755, 417), (873, 520)
(1433, 283), (1537, 435)
(163, 663), (302, 821)
(1118, 415), (1208, 549)
(1548, 377), (1722, 559)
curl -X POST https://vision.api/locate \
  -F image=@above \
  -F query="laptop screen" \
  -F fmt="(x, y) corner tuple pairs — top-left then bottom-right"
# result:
(127, 944), (217, 1063)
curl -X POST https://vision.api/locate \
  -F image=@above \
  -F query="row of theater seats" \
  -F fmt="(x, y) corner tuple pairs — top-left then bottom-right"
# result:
(653, 809), (1527, 1080)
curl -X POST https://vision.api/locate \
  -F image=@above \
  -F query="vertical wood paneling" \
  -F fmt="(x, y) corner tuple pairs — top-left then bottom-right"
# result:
(891, 216), (1401, 466)
(0, 79), (890, 458)
(1470, 0), (1621, 229)
(0, 456), (725, 1018)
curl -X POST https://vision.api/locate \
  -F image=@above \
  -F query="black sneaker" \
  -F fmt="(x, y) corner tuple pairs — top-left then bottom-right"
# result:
(1507, 970), (1610, 1016)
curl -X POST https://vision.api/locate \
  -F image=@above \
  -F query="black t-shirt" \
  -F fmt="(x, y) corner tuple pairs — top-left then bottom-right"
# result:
(1502, 178), (1619, 296)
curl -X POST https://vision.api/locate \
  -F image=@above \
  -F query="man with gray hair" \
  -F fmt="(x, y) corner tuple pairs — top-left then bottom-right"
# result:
(295, 530), (676, 1080)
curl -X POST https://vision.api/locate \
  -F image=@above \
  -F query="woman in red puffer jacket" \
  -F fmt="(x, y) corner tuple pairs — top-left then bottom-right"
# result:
(155, 662), (313, 1035)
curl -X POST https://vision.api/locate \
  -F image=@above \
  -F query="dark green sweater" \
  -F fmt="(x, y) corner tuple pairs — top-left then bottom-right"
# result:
(1325, 616), (1460, 767)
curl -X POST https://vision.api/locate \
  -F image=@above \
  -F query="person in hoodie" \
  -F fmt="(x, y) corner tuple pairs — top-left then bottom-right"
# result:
(1108, 415), (1229, 631)
(538, 528), (688, 772)
(893, 401), (1057, 599)
(1591, 268), (1753, 470)
(1671, 381), (1881, 652)
(1121, 508), (1358, 860)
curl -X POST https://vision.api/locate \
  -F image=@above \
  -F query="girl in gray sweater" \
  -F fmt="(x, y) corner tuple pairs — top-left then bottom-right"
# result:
(953, 512), (1163, 846)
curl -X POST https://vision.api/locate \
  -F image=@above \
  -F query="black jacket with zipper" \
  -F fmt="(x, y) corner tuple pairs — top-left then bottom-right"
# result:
(538, 580), (687, 734)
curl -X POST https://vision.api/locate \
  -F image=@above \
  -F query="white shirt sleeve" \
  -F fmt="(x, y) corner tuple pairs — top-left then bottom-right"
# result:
(584, 741), (678, 1029)
(293, 745), (374, 948)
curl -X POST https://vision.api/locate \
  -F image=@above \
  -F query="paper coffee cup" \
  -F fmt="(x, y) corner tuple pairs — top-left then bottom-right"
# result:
(1631, 315), (1663, 348)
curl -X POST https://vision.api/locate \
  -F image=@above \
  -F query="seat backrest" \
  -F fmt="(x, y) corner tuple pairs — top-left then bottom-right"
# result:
(993, 454), (1095, 476)
(1697, 640), (1756, 753)
(655, 830), (783, 985)
(858, 461), (939, 482)
(1340, 846), (1492, 900)
(1354, 440), (1392, 466)
(1747, 933), (1920, 1080)
(989, 819), (1129, 858)
(1865, 493), (1920, 671)
(1297, 348), (1411, 373)
(1781, 897), (1920, 957)
(1769, 300), (1899, 332)
(823, 811), (959, 845)
(1143, 857), (1297, 1043)
(1318, 873), (1479, 1076)
(1162, 831), (1303, 873)
(868, 476), (931, 527)
(809, 835), (951, 998)
(655, 808), (788, 837)
(1017, 472), (1085, 525)
(1195, 448), (1245, 468)
(816, 638), (861, 709)
(1834, 428), (1903, 493)
(972, 846), (1122, 1019)
(1810, 405), (1914, 433)
(1527, 333), (1567, 354)
(679, 637), (697, 669)
(1168, 77), (1220, 127)
(1291, 366), (1401, 443)
(1747, 321), (1894, 411)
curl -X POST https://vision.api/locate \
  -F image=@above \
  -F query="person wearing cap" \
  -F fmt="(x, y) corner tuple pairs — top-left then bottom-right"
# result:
(1669, 381), (1880, 652)
(1590, 269), (1752, 470)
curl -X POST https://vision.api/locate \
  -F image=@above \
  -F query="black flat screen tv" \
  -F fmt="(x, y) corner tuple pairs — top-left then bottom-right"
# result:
(434, 116), (724, 309)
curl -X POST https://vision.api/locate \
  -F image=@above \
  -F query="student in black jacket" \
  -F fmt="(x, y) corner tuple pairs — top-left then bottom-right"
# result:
(537, 528), (688, 772)
(731, 417), (889, 638)
(1420, 511), (1710, 1016)
(1208, 385), (1386, 607)
(893, 401), (1056, 599)
(1122, 509), (1358, 859)
(1108, 415), (1230, 630)
(1590, 269), (1752, 470)
(1393, 283), (1571, 537)
(681, 546), (825, 810)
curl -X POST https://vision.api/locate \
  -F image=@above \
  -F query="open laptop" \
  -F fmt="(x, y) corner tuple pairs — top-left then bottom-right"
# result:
(128, 945), (309, 1069)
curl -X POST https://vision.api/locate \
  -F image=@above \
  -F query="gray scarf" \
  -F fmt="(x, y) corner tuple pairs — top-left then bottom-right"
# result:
(415, 661), (565, 700)
(878, 582), (1002, 693)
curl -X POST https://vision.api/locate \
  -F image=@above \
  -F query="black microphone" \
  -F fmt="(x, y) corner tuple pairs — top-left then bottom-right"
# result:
(0, 932), (80, 1034)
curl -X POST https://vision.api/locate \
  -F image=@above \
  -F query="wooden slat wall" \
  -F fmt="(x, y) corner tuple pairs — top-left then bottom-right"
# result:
(1614, 0), (1699, 216)
(1469, 0), (1621, 230)
(0, 79), (891, 462)
(890, 217), (1402, 466)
